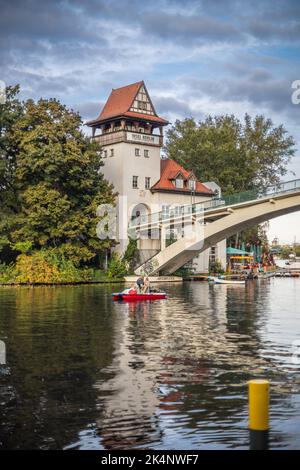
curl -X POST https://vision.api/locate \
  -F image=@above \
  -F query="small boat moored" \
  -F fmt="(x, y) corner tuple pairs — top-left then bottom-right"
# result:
(208, 276), (245, 285)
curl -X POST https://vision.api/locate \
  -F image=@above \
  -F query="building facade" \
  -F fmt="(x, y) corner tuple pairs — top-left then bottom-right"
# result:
(87, 81), (226, 273)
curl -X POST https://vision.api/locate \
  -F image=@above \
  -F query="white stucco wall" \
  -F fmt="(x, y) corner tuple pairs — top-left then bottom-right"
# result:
(99, 137), (226, 273)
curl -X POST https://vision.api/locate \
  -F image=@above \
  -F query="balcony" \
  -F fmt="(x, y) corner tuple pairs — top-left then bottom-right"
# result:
(93, 130), (163, 147)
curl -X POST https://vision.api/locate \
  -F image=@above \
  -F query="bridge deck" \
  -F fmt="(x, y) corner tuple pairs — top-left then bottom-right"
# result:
(129, 179), (300, 233)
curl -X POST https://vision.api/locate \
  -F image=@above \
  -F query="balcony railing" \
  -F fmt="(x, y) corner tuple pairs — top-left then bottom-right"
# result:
(93, 130), (163, 147)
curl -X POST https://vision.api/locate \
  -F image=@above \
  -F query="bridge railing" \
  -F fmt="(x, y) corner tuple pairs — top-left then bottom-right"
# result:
(129, 178), (300, 231)
(129, 198), (226, 230)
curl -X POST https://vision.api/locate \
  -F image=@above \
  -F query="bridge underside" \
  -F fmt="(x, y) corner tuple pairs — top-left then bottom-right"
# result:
(135, 193), (300, 275)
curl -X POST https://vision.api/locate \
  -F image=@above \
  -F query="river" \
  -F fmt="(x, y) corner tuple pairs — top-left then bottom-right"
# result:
(0, 279), (300, 449)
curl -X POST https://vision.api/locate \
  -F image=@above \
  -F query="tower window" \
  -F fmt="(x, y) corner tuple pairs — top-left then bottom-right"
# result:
(138, 101), (147, 110)
(110, 148), (114, 157)
(135, 148), (140, 156)
(103, 150), (107, 158)
(144, 149), (149, 158)
(132, 176), (138, 189)
(145, 177), (151, 189)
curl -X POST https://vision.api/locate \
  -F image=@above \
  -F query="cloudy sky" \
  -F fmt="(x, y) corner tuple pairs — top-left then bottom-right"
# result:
(1, 0), (300, 243)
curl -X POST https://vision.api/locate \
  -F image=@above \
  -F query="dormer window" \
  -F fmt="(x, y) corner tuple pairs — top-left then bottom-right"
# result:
(175, 176), (184, 189)
(189, 179), (196, 190)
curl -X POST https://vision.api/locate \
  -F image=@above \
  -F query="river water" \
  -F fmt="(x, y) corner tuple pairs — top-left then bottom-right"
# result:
(0, 279), (300, 450)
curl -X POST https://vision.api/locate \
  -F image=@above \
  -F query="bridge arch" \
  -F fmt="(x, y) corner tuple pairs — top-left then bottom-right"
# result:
(135, 190), (300, 275)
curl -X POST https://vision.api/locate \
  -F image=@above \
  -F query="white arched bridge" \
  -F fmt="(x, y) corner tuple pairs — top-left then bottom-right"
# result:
(128, 179), (300, 275)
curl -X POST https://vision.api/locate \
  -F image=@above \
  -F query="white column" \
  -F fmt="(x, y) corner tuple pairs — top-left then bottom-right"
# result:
(160, 225), (166, 251)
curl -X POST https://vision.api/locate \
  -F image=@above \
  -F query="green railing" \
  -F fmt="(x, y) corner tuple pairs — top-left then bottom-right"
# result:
(129, 178), (300, 230)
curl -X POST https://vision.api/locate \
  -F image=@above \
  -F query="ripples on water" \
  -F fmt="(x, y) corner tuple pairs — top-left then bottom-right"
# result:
(0, 279), (300, 449)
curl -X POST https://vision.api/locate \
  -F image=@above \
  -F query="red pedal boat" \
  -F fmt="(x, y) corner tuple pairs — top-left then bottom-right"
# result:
(112, 292), (167, 301)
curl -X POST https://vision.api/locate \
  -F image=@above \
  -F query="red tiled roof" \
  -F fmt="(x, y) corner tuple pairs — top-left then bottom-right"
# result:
(122, 111), (168, 124)
(151, 159), (214, 195)
(86, 81), (168, 126)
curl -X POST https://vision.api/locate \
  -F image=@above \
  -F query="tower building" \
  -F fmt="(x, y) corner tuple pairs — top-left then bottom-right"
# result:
(87, 81), (226, 272)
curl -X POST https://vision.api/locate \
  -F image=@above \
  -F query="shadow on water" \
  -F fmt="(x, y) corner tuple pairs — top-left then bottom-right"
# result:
(1, 279), (300, 449)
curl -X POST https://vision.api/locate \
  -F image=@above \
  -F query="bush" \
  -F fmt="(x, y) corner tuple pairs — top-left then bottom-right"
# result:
(209, 259), (225, 275)
(11, 250), (93, 284)
(107, 253), (127, 279)
(122, 238), (138, 273)
(0, 262), (17, 283)
(43, 248), (92, 282)
(174, 266), (193, 277)
(15, 252), (61, 283)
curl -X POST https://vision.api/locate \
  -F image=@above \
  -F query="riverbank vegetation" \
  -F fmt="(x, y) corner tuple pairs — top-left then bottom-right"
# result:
(0, 85), (118, 284)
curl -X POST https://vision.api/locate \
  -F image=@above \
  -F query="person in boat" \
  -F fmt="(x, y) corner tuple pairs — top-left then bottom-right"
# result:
(247, 269), (255, 280)
(122, 283), (137, 295)
(142, 276), (150, 293)
(136, 276), (144, 293)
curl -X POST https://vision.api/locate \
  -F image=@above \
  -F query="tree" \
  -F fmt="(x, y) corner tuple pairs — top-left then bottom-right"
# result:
(280, 246), (294, 259)
(0, 86), (24, 258)
(0, 85), (24, 211)
(164, 115), (296, 195)
(165, 114), (296, 250)
(0, 88), (117, 266)
(229, 223), (269, 252)
(294, 244), (300, 257)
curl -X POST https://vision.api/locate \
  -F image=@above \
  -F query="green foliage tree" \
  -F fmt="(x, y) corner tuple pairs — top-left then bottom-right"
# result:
(229, 223), (269, 252)
(165, 114), (295, 249)
(0, 85), (23, 211)
(165, 115), (295, 194)
(280, 246), (294, 259)
(294, 245), (300, 257)
(0, 87), (117, 268)
(0, 86), (24, 259)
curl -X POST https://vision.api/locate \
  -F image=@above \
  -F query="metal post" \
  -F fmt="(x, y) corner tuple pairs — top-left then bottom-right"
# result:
(248, 379), (269, 450)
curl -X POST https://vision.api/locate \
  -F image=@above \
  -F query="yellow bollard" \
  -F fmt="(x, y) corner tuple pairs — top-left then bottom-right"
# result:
(248, 379), (269, 450)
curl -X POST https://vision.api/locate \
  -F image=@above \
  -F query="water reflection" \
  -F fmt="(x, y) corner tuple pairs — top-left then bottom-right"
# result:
(1, 280), (300, 449)
(0, 286), (118, 449)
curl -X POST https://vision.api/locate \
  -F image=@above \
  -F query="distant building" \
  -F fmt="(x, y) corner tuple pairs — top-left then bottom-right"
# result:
(87, 81), (226, 273)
